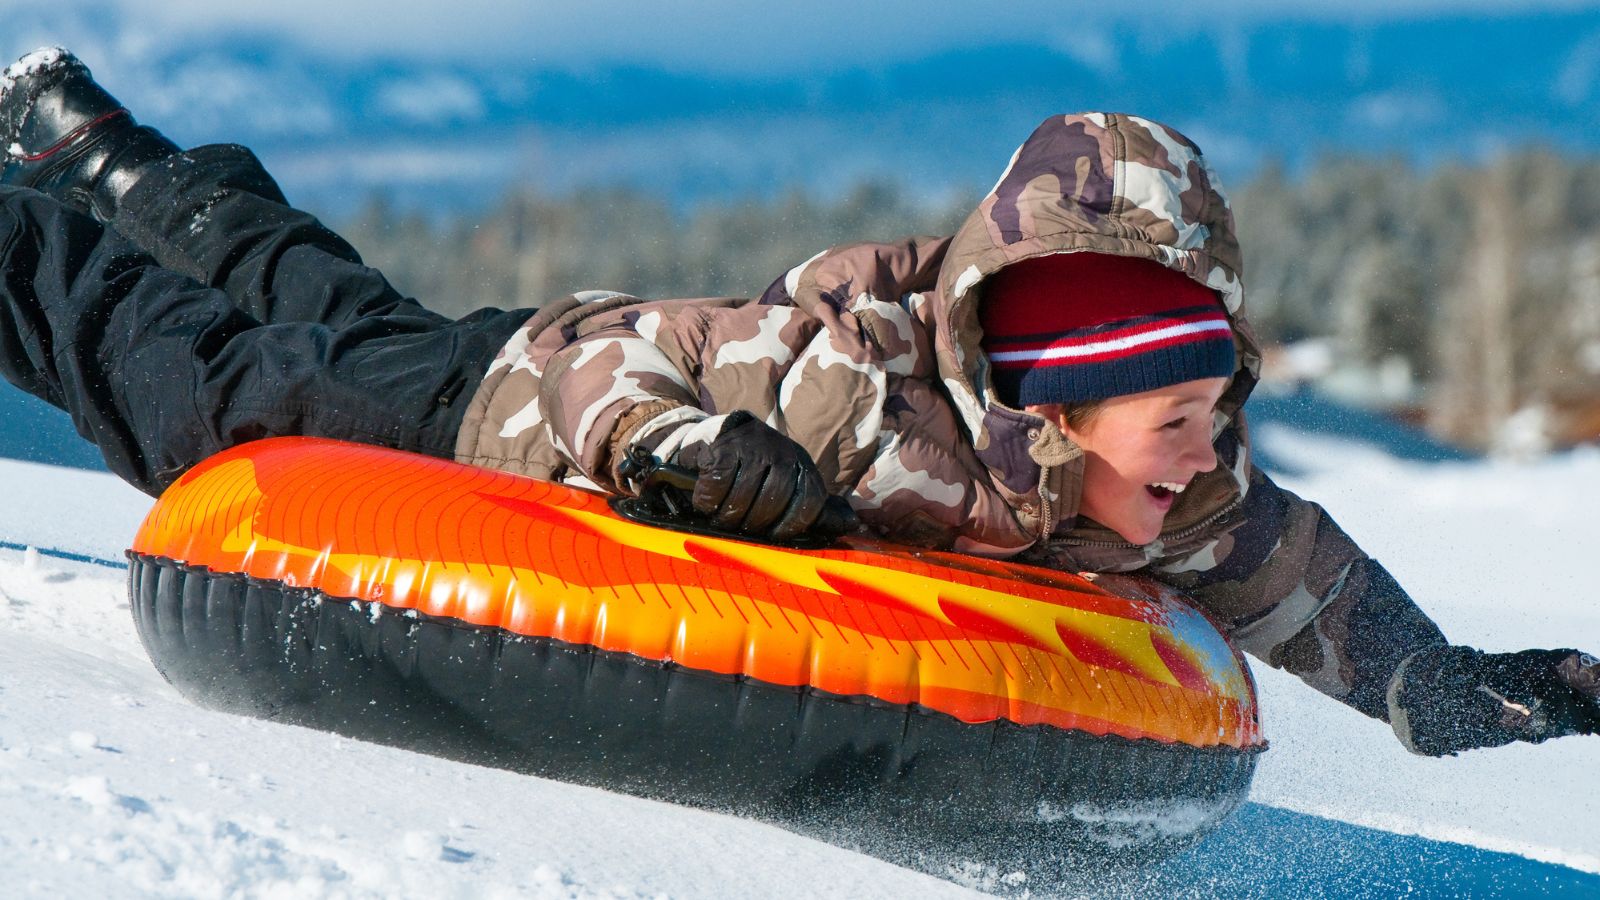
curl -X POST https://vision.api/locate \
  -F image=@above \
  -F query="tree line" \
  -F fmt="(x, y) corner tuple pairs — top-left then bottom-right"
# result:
(338, 152), (1600, 452)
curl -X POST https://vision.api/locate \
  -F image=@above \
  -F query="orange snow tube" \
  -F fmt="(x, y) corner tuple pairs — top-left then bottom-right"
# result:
(128, 437), (1264, 876)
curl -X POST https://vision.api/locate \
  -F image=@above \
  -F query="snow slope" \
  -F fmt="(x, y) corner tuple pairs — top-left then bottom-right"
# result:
(1, 434), (1598, 897)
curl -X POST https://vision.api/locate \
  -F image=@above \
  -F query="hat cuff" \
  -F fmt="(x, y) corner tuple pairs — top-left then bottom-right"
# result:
(996, 339), (1236, 407)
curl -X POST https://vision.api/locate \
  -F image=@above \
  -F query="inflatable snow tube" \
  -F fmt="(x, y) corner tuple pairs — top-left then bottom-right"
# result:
(128, 437), (1264, 877)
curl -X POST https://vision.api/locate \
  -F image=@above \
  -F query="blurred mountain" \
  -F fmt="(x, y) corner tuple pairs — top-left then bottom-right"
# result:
(1245, 387), (1477, 475)
(6, 5), (1600, 212)
(0, 390), (110, 472)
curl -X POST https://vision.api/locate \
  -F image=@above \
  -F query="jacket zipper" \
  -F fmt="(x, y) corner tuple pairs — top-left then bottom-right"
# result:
(1036, 464), (1054, 542)
(1048, 495), (1245, 551)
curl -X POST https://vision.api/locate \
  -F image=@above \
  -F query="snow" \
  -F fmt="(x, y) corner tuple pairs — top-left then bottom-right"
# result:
(0, 45), (66, 96)
(1, 430), (1598, 896)
(0, 456), (152, 564)
(1036, 797), (1241, 851)
(1, 46), (69, 161)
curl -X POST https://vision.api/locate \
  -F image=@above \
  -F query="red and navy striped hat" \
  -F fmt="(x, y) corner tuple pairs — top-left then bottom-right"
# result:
(980, 253), (1236, 408)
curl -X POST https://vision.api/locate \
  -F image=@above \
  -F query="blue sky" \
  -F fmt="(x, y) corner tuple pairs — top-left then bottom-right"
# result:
(5, 0), (1599, 210)
(8, 0), (1600, 71)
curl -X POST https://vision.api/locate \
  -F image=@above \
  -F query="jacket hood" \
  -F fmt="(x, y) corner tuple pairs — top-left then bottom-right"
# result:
(929, 113), (1265, 543)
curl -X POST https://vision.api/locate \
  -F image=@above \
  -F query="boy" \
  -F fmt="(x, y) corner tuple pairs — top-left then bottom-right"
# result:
(2, 47), (1595, 757)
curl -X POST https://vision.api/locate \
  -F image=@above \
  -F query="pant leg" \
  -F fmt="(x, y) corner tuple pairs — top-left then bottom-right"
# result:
(108, 143), (442, 329)
(0, 186), (528, 496)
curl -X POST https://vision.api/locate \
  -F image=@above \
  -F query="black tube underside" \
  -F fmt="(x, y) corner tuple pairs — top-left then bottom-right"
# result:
(129, 552), (1261, 879)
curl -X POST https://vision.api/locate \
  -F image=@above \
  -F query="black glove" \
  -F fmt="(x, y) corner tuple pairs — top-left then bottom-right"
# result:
(674, 411), (830, 540)
(1387, 646), (1600, 757)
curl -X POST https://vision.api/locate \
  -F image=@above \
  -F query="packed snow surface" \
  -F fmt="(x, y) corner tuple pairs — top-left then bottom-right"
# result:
(1, 430), (1598, 897)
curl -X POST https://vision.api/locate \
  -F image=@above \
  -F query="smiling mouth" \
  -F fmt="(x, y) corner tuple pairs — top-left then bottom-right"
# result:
(1146, 481), (1187, 500)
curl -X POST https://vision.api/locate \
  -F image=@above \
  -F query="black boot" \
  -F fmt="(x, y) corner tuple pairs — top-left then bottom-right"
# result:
(0, 47), (178, 222)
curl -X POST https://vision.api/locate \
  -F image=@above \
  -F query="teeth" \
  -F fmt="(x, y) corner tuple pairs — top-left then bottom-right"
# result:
(1150, 482), (1187, 493)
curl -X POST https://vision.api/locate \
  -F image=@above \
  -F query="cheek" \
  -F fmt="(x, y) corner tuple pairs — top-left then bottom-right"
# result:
(1092, 438), (1170, 483)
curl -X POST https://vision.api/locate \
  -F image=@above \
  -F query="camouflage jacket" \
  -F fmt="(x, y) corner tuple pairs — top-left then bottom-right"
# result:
(454, 113), (1447, 722)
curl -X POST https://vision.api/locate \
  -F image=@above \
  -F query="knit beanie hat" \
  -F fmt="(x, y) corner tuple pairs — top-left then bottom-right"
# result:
(979, 253), (1236, 408)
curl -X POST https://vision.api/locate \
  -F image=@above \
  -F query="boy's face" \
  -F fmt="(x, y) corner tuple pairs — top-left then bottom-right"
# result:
(1046, 377), (1228, 546)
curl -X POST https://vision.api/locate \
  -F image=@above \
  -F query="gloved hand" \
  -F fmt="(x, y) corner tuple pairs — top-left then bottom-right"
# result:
(1387, 646), (1600, 757)
(673, 411), (831, 540)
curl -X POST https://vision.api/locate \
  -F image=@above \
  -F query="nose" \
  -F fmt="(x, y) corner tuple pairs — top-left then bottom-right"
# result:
(1184, 425), (1219, 474)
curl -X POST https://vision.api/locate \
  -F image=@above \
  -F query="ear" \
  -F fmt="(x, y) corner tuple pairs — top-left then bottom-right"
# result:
(1027, 403), (1091, 452)
(1025, 403), (1070, 437)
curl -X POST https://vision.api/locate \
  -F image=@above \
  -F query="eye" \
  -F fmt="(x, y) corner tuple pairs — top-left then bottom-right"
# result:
(1161, 417), (1187, 431)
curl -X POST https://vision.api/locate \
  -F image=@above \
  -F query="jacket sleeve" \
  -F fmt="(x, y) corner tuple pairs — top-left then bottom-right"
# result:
(528, 238), (949, 494)
(524, 290), (840, 493)
(1154, 463), (1448, 720)
(520, 293), (764, 492)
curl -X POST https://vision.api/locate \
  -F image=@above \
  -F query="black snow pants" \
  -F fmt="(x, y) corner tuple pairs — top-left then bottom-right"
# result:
(0, 144), (530, 496)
